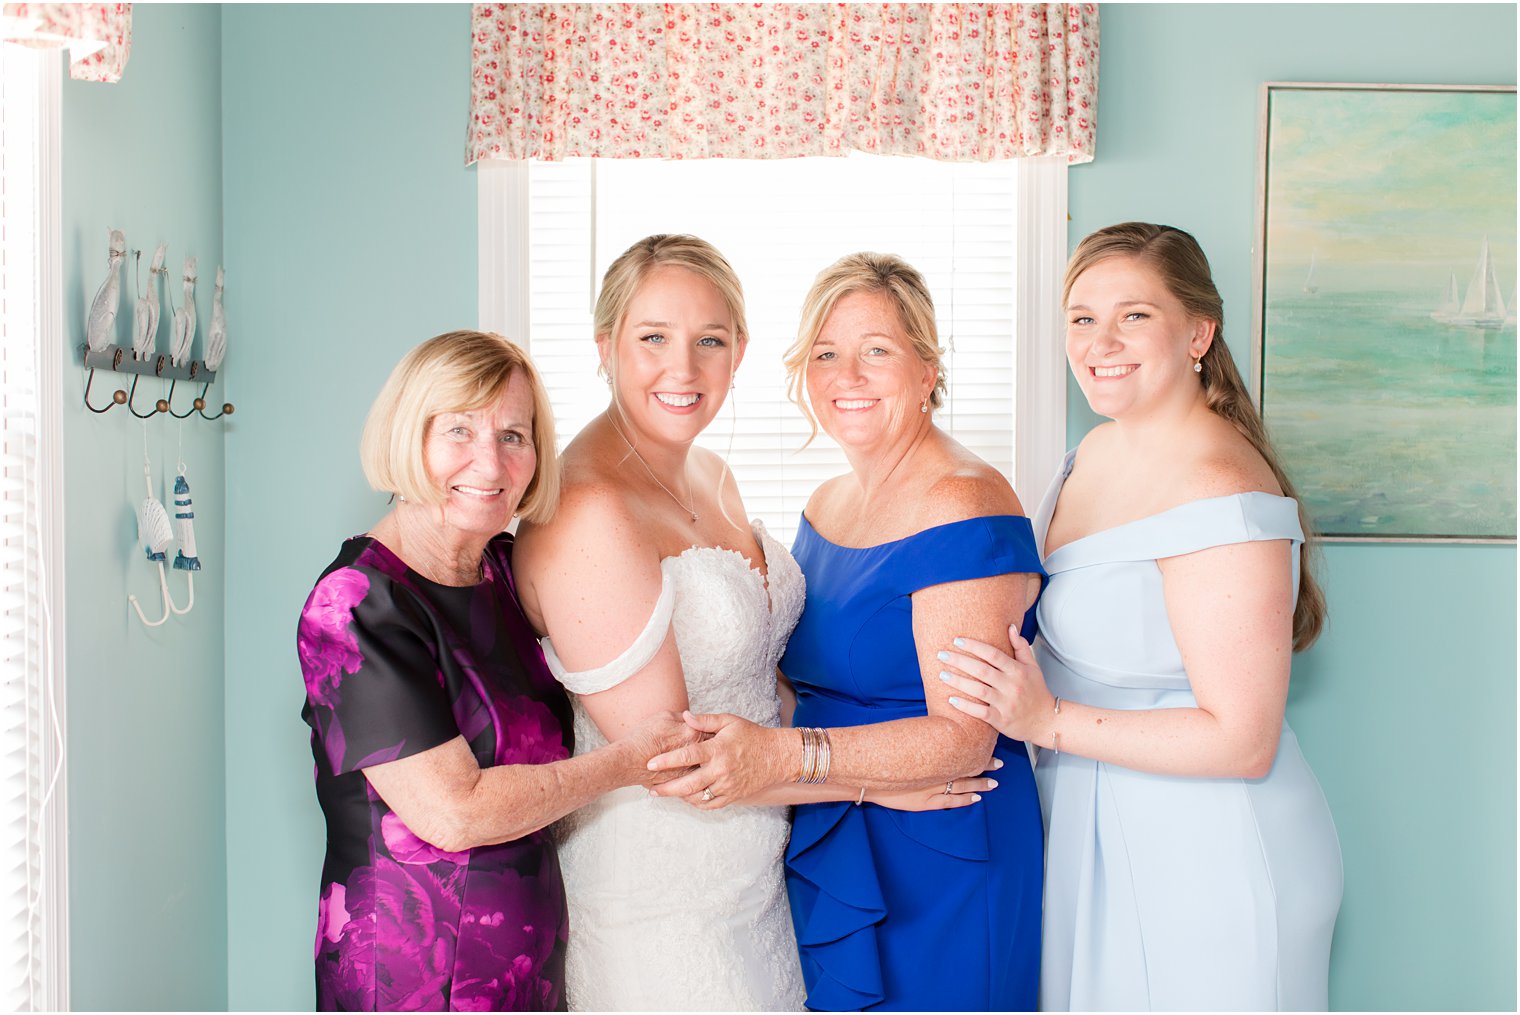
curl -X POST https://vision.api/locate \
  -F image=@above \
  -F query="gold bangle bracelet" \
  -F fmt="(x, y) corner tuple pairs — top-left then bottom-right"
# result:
(814, 727), (832, 784)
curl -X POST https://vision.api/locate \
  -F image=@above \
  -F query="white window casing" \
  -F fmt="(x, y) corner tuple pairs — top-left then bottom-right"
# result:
(479, 155), (1067, 543)
(0, 43), (70, 1014)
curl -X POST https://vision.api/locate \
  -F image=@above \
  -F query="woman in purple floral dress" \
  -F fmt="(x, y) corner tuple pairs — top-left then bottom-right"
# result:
(297, 331), (695, 1011)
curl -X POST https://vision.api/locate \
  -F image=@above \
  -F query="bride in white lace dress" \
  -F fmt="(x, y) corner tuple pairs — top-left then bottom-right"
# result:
(514, 235), (807, 1010)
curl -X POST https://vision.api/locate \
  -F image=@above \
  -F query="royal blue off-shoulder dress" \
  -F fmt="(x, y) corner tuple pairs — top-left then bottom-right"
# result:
(781, 514), (1046, 1011)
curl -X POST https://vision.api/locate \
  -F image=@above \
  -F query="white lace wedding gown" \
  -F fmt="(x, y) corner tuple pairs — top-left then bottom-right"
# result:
(539, 522), (807, 1012)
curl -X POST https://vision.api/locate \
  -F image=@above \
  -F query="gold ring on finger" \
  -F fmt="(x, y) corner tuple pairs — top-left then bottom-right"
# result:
(701, 788), (714, 802)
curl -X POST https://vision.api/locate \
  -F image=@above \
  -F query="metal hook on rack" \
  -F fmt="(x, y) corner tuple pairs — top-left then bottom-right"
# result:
(83, 353), (129, 413)
(80, 345), (231, 419)
(124, 374), (168, 418)
(199, 390), (234, 421)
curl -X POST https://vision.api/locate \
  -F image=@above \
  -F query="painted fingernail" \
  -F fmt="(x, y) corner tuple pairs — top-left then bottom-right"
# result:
(948, 696), (962, 707)
(939, 671), (952, 682)
(937, 650), (951, 662)
(953, 637), (966, 647)
(986, 779), (998, 789)
(992, 758), (1005, 770)
(970, 793), (982, 802)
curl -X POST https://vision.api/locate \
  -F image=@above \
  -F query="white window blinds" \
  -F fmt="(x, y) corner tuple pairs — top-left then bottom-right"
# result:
(0, 42), (68, 1013)
(523, 154), (1021, 545)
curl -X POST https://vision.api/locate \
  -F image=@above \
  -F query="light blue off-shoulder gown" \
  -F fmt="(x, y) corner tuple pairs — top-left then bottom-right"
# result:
(1034, 450), (1343, 1012)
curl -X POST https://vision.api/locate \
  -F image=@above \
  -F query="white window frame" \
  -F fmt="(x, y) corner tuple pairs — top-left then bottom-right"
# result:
(477, 157), (1067, 506)
(0, 44), (70, 1012)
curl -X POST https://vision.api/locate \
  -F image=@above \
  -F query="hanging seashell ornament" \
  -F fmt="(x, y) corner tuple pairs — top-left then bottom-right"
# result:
(136, 486), (173, 561)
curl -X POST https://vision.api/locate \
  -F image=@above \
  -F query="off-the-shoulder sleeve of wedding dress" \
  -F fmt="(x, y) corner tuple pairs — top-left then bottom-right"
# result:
(538, 569), (675, 695)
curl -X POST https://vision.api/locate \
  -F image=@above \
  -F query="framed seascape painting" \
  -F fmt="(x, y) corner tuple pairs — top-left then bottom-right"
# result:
(1254, 82), (1517, 543)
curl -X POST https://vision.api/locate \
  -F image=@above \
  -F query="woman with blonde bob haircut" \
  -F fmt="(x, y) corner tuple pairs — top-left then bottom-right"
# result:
(360, 329), (560, 522)
(297, 330), (695, 1011)
(646, 251), (1048, 1010)
(937, 223), (1342, 1010)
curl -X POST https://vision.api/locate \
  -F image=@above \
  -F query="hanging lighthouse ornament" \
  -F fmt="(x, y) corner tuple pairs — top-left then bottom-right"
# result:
(171, 464), (201, 572)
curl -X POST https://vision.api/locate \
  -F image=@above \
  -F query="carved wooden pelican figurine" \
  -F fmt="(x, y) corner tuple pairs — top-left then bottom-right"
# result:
(86, 228), (126, 352)
(170, 255), (197, 367)
(205, 266), (226, 372)
(133, 241), (168, 360)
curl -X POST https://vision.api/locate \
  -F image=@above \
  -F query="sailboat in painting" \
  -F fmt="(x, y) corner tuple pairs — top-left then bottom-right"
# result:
(1302, 249), (1319, 295)
(1431, 273), (1460, 321)
(1433, 236), (1509, 328)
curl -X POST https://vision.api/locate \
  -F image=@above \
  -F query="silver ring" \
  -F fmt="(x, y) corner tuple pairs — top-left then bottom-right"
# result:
(701, 788), (714, 802)
(944, 780), (955, 795)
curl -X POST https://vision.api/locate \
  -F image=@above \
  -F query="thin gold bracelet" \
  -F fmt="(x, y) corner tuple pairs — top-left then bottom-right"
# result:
(814, 727), (832, 784)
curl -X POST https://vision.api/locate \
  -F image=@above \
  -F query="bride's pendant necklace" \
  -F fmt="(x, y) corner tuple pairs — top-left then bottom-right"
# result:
(607, 412), (699, 523)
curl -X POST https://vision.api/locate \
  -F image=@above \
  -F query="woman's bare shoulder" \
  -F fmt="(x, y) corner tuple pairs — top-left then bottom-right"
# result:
(1180, 419), (1283, 501)
(517, 465), (645, 564)
(802, 472), (855, 521)
(916, 454), (1024, 529)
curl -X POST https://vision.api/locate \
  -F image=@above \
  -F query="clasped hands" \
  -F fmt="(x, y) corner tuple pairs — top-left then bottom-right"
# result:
(639, 711), (1010, 813)
(628, 625), (1051, 809)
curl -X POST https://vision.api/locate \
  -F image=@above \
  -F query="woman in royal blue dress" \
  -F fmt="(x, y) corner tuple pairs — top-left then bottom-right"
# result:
(296, 331), (695, 1011)
(649, 254), (1046, 1010)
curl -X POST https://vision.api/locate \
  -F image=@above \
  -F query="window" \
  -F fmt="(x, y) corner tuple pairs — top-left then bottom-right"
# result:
(0, 42), (69, 1013)
(479, 155), (1067, 542)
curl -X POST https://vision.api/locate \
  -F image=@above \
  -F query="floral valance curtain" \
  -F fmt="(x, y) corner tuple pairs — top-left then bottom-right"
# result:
(469, 3), (1097, 164)
(2, 2), (132, 82)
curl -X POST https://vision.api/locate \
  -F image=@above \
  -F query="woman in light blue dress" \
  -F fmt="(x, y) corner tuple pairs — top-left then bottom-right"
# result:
(939, 223), (1342, 1011)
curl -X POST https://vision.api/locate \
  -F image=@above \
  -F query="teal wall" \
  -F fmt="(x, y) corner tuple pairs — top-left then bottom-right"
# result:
(220, 5), (477, 1009)
(1066, 5), (1517, 1011)
(60, 4), (228, 1009)
(55, 3), (1514, 1010)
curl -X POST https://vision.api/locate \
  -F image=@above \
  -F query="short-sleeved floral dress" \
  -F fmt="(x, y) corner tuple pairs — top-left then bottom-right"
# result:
(297, 533), (573, 1012)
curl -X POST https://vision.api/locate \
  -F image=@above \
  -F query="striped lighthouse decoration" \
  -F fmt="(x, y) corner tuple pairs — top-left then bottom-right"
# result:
(171, 469), (201, 572)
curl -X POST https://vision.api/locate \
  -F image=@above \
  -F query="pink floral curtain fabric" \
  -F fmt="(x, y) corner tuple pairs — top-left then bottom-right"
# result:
(469, 3), (1097, 164)
(2, 2), (132, 82)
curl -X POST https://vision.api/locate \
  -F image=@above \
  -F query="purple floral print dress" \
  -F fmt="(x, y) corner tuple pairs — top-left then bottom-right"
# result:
(298, 533), (573, 1012)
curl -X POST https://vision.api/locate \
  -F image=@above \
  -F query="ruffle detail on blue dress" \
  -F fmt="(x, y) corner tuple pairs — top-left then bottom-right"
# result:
(787, 797), (994, 1009)
(786, 801), (887, 1010)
